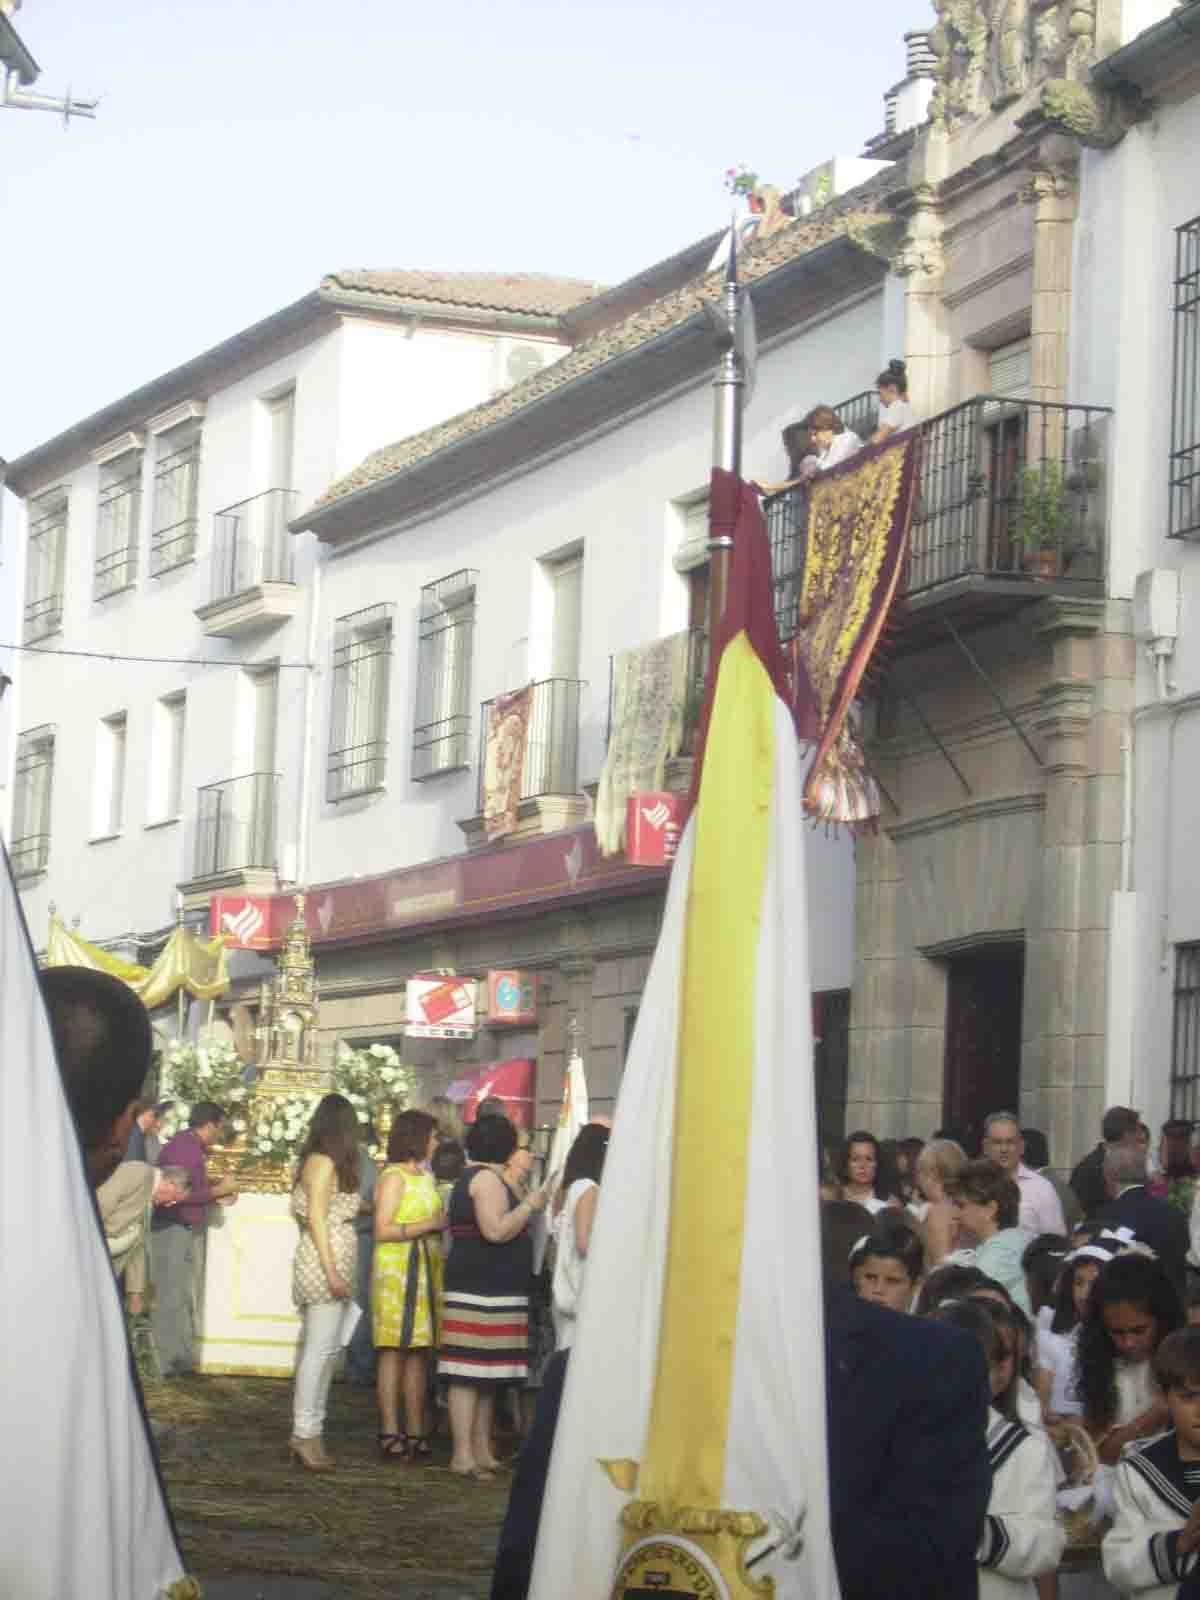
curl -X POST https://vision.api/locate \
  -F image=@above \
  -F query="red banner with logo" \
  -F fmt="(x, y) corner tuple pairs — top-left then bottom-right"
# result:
(446, 1059), (536, 1129)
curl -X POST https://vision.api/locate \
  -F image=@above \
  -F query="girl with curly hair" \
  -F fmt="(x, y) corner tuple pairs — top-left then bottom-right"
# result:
(1076, 1252), (1184, 1466)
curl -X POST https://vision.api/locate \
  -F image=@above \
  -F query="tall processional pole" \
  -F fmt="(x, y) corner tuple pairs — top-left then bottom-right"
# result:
(708, 225), (747, 624)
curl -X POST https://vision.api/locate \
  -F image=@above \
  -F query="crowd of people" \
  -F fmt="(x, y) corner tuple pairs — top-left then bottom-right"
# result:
(38, 962), (1200, 1600)
(811, 1109), (1200, 1597)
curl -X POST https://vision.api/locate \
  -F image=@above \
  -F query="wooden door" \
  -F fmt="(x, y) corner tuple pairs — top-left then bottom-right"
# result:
(942, 947), (1024, 1152)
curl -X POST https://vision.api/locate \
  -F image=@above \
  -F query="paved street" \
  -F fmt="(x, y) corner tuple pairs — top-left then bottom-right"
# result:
(146, 1376), (509, 1599)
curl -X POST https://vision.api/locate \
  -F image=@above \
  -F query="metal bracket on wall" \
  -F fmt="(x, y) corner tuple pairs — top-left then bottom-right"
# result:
(942, 618), (1045, 769)
(891, 680), (973, 796)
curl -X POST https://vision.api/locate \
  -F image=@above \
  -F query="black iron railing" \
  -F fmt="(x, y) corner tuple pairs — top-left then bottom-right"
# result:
(907, 396), (1108, 595)
(193, 772), (278, 878)
(762, 395), (1110, 633)
(210, 489), (297, 604)
(475, 678), (584, 814)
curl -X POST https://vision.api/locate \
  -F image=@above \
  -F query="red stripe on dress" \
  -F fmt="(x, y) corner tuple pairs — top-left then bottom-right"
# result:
(442, 1319), (527, 1338)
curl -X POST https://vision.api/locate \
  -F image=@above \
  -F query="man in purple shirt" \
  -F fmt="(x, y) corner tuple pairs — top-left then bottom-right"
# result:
(150, 1100), (238, 1376)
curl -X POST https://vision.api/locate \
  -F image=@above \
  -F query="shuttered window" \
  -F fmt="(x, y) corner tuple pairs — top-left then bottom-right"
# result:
(12, 725), (56, 877)
(24, 491), (68, 641)
(413, 570), (477, 780)
(989, 339), (1032, 402)
(327, 604), (394, 802)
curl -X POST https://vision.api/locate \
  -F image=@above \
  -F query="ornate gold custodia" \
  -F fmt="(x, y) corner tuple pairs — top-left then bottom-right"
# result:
(611, 1501), (774, 1600)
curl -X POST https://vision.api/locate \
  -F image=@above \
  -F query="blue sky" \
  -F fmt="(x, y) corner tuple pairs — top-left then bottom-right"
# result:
(0, 0), (922, 457)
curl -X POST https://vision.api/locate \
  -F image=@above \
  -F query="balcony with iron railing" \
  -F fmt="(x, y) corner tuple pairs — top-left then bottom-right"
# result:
(194, 488), (301, 636)
(763, 395), (1110, 650)
(459, 677), (588, 847)
(178, 771), (280, 904)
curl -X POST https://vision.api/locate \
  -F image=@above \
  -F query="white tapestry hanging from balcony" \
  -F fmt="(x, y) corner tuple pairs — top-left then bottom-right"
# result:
(595, 631), (689, 857)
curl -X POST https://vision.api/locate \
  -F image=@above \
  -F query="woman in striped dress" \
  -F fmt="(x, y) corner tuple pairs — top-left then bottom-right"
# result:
(438, 1114), (548, 1479)
(372, 1109), (444, 1462)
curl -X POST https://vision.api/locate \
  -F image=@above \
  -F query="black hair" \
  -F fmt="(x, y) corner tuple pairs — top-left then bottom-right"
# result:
(431, 1138), (466, 1183)
(388, 1107), (437, 1165)
(839, 1130), (891, 1200)
(930, 1300), (1001, 1419)
(39, 967), (151, 1151)
(876, 358), (908, 396)
(848, 1217), (924, 1283)
(1101, 1106), (1141, 1143)
(293, 1092), (361, 1192)
(561, 1124), (609, 1191)
(189, 1100), (226, 1131)
(914, 1262), (988, 1317)
(1154, 1326), (1200, 1393)
(967, 1295), (1026, 1420)
(466, 1113), (518, 1164)
(1021, 1127), (1050, 1169)
(1022, 1233), (1070, 1316)
(821, 1198), (875, 1286)
(1051, 1252), (1101, 1334)
(152, 1100), (175, 1119)
(1076, 1254), (1184, 1430)
(476, 1096), (510, 1120)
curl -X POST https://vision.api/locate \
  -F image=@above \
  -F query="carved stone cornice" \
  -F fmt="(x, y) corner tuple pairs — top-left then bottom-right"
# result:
(1019, 162), (1077, 204)
(1031, 594), (1105, 640)
(891, 183), (946, 281)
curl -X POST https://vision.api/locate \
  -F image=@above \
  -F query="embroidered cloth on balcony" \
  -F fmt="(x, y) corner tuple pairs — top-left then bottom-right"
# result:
(483, 683), (533, 841)
(790, 433), (920, 826)
(595, 631), (689, 857)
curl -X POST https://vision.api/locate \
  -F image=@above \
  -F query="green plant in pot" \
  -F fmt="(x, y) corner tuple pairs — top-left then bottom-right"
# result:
(1016, 462), (1067, 578)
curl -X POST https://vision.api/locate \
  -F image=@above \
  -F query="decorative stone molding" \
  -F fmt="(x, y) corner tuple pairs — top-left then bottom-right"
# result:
(892, 185), (946, 280)
(929, 0), (1107, 128)
(1019, 161), (1077, 204)
(1034, 78), (1145, 148)
(1031, 593), (1105, 641)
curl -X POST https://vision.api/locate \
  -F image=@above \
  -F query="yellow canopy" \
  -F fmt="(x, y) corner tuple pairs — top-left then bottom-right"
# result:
(45, 916), (230, 1009)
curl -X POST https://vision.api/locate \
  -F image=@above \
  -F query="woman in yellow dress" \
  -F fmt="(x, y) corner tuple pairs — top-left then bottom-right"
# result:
(373, 1108), (444, 1461)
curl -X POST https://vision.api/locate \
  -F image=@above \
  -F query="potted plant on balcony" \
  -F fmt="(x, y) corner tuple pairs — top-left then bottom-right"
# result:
(1017, 463), (1067, 579)
(724, 164), (762, 212)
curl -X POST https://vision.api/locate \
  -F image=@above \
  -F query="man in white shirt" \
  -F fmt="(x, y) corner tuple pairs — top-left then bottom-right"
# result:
(981, 1111), (1067, 1237)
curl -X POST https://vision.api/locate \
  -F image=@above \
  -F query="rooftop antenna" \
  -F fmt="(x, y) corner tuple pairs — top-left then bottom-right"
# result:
(0, 4), (98, 125)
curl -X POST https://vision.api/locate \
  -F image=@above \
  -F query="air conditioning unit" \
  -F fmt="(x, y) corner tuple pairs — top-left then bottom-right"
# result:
(491, 340), (548, 396)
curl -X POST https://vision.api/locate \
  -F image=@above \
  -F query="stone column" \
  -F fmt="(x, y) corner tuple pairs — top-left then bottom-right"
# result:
(1023, 144), (1079, 407)
(892, 181), (953, 422)
(1027, 595), (1110, 1168)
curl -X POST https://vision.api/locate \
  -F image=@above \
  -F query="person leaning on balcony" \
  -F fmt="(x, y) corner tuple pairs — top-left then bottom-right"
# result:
(869, 359), (917, 444)
(751, 405), (861, 496)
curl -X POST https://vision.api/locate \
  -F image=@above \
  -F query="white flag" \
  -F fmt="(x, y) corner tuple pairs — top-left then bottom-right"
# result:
(532, 1047), (590, 1274)
(0, 846), (188, 1598)
(529, 477), (838, 1599)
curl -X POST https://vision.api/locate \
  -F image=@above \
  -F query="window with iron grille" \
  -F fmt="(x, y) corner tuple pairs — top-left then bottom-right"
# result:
(1171, 215), (1200, 540)
(95, 451), (142, 598)
(1171, 944), (1200, 1121)
(151, 422), (202, 575)
(23, 490), (68, 642)
(11, 724), (55, 878)
(412, 570), (477, 780)
(327, 603), (394, 802)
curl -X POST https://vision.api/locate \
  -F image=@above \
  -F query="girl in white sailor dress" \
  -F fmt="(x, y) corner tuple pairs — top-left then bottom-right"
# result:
(935, 1298), (1066, 1597)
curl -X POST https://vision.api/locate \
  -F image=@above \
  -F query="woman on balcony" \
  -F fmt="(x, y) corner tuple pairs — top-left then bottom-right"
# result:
(869, 359), (917, 444)
(751, 405), (861, 496)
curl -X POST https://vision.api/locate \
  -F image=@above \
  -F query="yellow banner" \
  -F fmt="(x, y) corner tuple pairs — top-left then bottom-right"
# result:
(45, 917), (230, 1009)
(640, 630), (774, 1508)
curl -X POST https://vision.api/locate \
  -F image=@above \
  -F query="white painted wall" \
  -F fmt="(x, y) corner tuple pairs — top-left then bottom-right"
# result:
(1073, 88), (1200, 1131)
(11, 310), (557, 947)
(307, 292), (879, 994)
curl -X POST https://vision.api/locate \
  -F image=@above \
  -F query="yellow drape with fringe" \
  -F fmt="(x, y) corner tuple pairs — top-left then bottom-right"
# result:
(45, 916), (230, 1008)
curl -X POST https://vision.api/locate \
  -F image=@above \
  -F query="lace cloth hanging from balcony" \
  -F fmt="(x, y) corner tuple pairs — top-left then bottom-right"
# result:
(595, 631), (689, 857)
(483, 683), (534, 841)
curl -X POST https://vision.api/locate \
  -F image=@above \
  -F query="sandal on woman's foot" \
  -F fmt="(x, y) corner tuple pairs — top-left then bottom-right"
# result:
(407, 1433), (433, 1462)
(449, 1462), (495, 1481)
(378, 1431), (408, 1460)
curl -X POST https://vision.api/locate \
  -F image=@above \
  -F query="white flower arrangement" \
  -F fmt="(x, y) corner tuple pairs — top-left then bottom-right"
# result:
(249, 1092), (323, 1163)
(331, 1040), (415, 1157)
(158, 1041), (248, 1140)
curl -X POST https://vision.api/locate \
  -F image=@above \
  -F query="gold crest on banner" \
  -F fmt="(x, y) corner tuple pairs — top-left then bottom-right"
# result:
(610, 1501), (773, 1600)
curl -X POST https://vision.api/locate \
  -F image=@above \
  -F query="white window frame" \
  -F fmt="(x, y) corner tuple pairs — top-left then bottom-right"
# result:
(148, 692), (186, 823)
(151, 421), (202, 575)
(92, 712), (128, 838)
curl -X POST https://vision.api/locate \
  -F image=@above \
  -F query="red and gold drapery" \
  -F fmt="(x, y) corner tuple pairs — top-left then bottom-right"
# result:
(791, 433), (921, 825)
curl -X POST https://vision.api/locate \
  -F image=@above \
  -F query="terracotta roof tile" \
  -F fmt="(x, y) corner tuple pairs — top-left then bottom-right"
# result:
(321, 269), (601, 319)
(305, 169), (903, 520)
